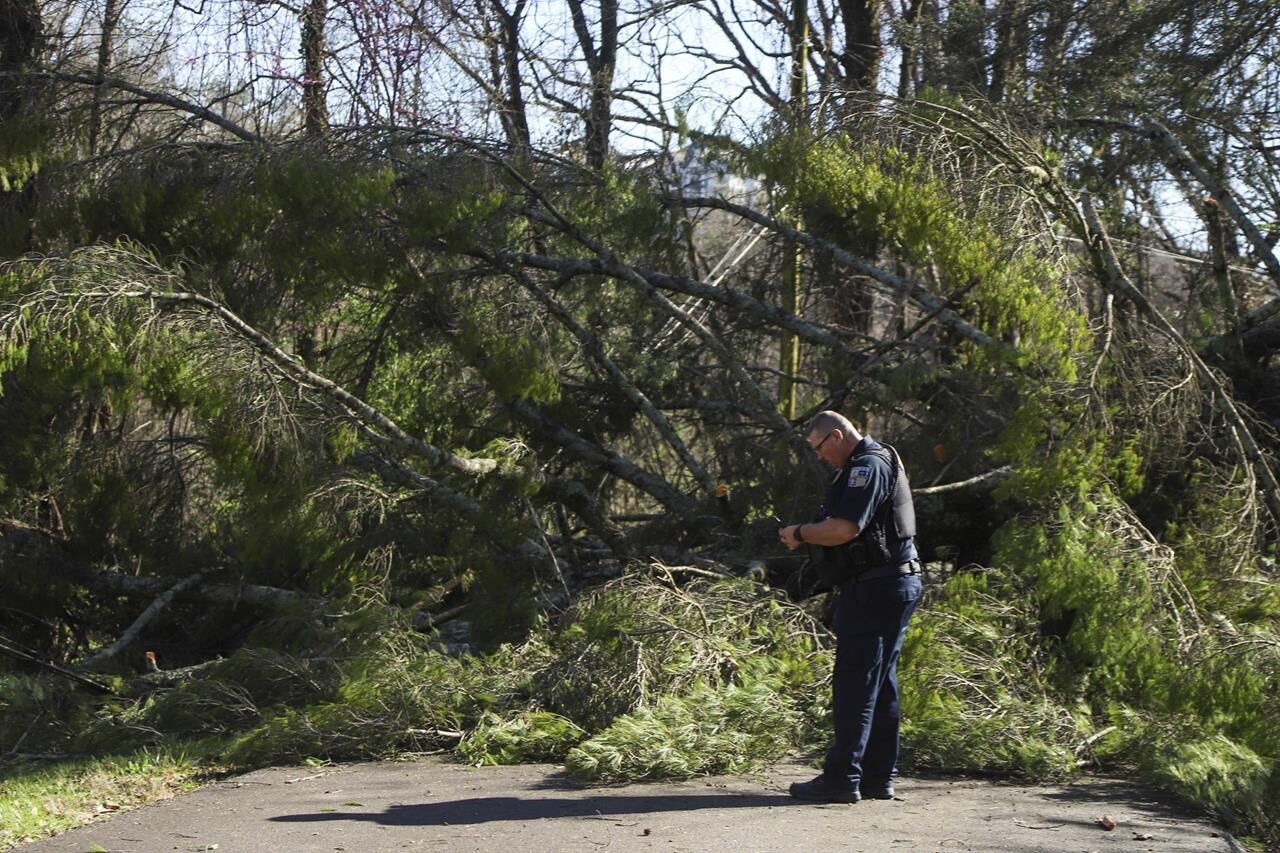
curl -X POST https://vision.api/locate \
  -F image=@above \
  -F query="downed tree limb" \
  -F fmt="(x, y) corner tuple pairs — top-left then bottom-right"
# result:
(492, 256), (718, 499)
(58, 560), (323, 611)
(350, 448), (550, 561)
(449, 141), (810, 465)
(497, 251), (863, 355)
(349, 449), (485, 518)
(123, 658), (226, 694)
(0, 521), (518, 654)
(55, 558), (462, 650)
(517, 205), (803, 448)
(77, 573), (207, 672)
(509, 397), (704, 519)
(536, 477), (631, 556)
(70, 566), (474, 637)
(914, 467), (1013, 496)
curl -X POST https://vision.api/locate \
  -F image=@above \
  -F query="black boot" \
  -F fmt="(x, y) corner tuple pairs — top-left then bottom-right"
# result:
(789, 774), (860, 803)
(861, 781), (895, 800)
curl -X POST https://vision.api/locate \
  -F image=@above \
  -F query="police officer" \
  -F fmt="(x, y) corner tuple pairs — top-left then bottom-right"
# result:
(779, 410), (922, 803)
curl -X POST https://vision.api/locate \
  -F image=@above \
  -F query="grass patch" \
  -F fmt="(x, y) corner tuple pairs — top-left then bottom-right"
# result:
(0, 745), (211, 849)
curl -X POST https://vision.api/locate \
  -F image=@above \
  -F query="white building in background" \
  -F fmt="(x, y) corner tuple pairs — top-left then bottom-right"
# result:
(668, 140), (761, 205)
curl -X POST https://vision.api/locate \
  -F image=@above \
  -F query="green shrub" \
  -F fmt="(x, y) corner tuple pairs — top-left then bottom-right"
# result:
(458, 710), (585, 765)
(899, 572), (1080, 778)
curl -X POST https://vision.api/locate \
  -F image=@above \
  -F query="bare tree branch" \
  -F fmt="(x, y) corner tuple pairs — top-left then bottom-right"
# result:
(914, 466), (1012, 495)
(1079, 195), (1280, 528)
(2, 70), (264, 143)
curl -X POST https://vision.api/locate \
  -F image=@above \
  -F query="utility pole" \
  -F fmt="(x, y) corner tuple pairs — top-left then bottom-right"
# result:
(778, 0), (808, 420)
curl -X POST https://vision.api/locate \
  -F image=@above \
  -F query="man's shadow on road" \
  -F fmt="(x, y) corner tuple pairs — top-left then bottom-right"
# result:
(269, 791), (796, 827)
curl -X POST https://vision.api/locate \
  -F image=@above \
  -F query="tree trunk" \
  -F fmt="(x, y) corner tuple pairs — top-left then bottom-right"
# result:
(837, 0), (882, 96)
(88, 0), (121, 155)
(491, 0), (532, 159)
(829, 0), (878, 349)
(0, 0), (44, 253)
(568, 0), (616, 171)
(0, 0), (41, 118)
(301, 0), (328, 136)
(1038, 0), (1070, 92)
(779, 0), (810, 419)
(988, 0), (1025, 104)
(897, 0), (925, 99)
(941, 0), (987, 93)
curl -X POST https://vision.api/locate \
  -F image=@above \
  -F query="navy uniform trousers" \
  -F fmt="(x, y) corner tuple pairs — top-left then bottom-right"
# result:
(824, 570), (923, 788)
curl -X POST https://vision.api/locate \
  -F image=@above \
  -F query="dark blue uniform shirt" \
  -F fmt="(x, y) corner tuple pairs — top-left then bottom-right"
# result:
(821, 436), (918, 566)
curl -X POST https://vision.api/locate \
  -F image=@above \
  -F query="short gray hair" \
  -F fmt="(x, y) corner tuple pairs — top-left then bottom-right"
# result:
(807, 410), (855, 437)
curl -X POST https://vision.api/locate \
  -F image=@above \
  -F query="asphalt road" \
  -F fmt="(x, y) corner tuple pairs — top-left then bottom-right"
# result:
(18, 758), (1240, 853)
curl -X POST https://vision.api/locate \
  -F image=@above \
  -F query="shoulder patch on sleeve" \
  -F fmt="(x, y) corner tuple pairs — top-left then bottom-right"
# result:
(848, 466), (872, 488)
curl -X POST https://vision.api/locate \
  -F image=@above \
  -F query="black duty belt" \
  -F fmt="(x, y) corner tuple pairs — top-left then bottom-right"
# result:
(854, 560), (920, 582)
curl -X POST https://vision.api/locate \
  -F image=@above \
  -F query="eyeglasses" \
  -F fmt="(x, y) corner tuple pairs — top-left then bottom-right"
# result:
(810, 430), (834, 454)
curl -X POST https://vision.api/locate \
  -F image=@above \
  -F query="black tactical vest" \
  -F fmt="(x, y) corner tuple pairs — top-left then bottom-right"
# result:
(815, 444), (917, 587)
(851, 444), (917, 566)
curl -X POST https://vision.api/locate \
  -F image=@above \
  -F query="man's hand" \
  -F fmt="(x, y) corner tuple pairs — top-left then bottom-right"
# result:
(779, 518), (860, 550)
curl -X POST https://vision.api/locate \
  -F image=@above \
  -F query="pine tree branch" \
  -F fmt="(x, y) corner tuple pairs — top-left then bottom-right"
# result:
(669, 195), (995, 347)
(4, 279), (503, 479)
(488, 257), (719, 498)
